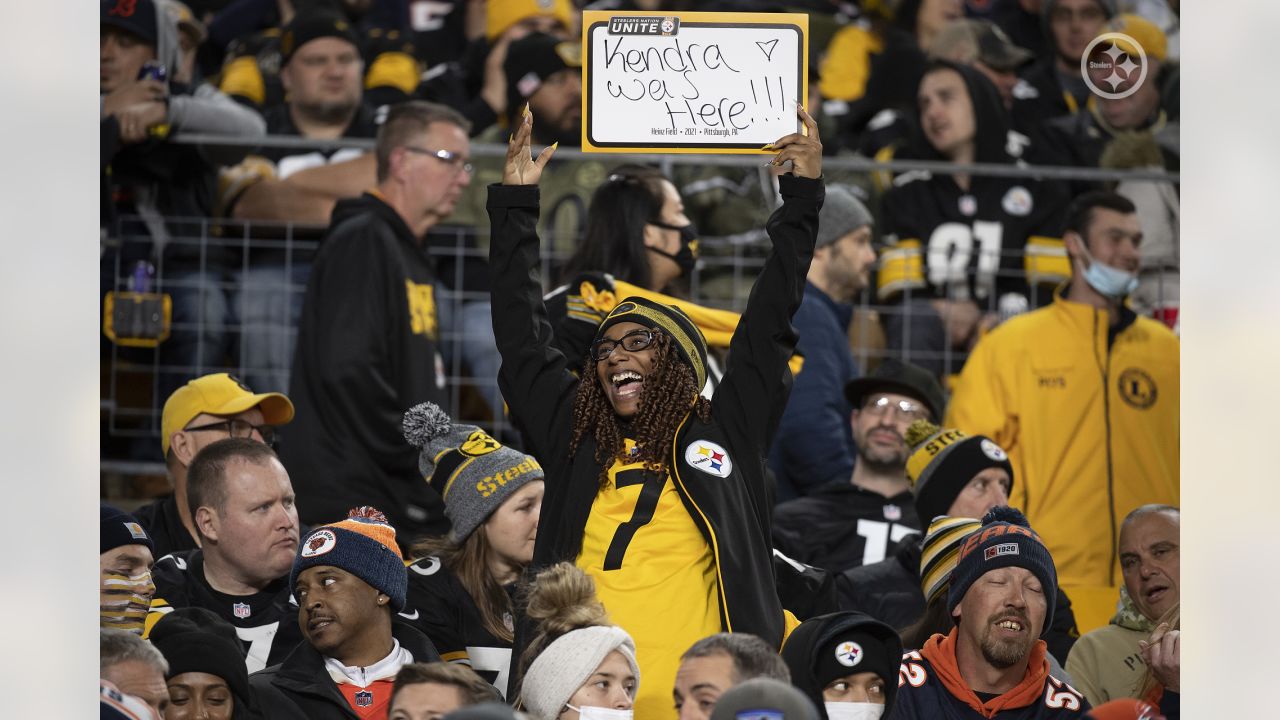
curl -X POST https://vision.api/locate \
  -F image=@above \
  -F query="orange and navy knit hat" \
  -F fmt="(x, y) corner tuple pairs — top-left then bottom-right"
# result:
(291, 507), (408, 611)
(948, 506), (1057, 627)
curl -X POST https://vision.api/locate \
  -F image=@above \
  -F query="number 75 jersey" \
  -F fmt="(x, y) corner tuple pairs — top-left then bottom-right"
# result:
(876, 172), (1072, 306)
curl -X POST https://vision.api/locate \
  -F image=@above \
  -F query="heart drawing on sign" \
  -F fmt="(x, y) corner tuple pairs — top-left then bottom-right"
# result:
(756, 39), (779, 61)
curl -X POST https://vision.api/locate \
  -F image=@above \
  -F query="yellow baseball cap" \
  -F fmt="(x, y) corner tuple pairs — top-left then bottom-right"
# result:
(1106, 13), (1168, 62)
(486, 0), (573, 41)
(160, 373), (294, 455)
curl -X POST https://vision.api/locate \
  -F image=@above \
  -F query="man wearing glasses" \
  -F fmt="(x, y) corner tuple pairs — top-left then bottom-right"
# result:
(135, 372), (294, 558)
(772, 359), (947, 574)
(282, 100), (472, 545)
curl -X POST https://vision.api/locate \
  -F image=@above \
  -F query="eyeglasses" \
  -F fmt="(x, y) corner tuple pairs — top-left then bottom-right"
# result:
(589, 329), (658, 362)
(184, 419), (276, 445)
(401, 145), (474, 176)
(861, 395), (928, 422)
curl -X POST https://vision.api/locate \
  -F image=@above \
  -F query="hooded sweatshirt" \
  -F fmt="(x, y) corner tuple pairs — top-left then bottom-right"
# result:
(281, 192), (449, 540)
(876, 62), (1071, 309)
(782, 611), (904, 720)
(1063, 588), (1161, 706)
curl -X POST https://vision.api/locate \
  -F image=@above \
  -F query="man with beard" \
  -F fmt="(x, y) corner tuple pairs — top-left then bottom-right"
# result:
(891, 507), (1090, 718)
(252, 507), (441, 719)
(501, 32), (582, 148)
(145, 438), (306, 672)
(773, 360), (946, 573)
(281, 101), (472, 542)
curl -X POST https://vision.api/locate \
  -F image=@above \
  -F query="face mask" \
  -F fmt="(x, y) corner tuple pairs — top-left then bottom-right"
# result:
(1077, 243), (1139, 299)
(566, 704), (634, 720)
(647, 220), (700, 276)
(100, 570), (155, 635)
(824, 701), (885, 720)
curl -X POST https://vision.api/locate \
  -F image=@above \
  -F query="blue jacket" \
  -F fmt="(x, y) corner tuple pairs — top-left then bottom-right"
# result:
(768, 282), (860, 500)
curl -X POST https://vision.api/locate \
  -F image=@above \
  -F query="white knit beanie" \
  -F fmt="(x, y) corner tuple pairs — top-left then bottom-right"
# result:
(520, 626), (640, 720)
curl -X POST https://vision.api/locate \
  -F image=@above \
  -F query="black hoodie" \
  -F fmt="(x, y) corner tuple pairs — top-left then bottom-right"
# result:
(876, 61), (1070, 309)
(781, 611), (904, 720)
(281, 192), (449, 541)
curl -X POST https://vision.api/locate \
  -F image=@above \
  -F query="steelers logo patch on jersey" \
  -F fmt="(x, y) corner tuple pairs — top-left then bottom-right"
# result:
(980, 439), (1008, 462)
(685, 440), (733, 478)
(301, 529), (337, 557)
(460, 429), (502, 457)
(1118, 368), (1158, 409)
(835, 640), (864, 667)
(1002, 186), (1033, 216)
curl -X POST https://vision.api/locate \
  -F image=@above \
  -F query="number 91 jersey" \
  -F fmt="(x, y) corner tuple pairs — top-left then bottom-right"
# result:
(876, 171), (1072, 307)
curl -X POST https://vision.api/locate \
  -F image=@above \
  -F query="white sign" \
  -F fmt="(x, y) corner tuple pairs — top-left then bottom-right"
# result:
(582, 11), (809, 153)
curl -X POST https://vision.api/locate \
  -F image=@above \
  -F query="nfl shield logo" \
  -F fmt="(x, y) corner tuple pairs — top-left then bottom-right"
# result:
(884, 504), (902, 521)
(355, 690), (373, 707)
(232, 602), (251, 619)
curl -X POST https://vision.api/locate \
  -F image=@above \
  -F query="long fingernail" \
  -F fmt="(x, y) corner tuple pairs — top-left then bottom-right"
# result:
(550, 141), (559, 150)
(761, 144), (775, 150)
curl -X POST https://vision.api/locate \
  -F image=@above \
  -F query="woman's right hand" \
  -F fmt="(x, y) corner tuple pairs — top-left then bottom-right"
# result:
(503, 109), (558, 186)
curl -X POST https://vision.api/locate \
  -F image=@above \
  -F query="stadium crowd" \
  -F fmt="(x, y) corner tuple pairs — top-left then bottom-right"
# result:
(100, 0), (1180, 719)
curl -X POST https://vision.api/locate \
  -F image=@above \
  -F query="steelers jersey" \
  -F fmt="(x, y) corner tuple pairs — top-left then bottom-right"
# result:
(577, 439), (722, 720)
(876, 172), (1071, 308)
(404, 557), (515, 698)
(145, 550), (306, 673)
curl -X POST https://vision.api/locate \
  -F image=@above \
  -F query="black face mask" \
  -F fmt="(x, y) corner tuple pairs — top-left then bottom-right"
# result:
(647, 220), (700, 277)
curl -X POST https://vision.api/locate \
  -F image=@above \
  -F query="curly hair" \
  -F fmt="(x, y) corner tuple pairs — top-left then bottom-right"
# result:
(568, 331), (712, 486)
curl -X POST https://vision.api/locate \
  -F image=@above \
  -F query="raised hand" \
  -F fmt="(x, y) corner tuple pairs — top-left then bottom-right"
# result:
(503, 109), (558, 186)
(766, 105), (822, 179)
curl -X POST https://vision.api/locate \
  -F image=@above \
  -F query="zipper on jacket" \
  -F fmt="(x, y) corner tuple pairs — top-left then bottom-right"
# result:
(1094, 311), (1119, 588)
(669, 414), (733, 632)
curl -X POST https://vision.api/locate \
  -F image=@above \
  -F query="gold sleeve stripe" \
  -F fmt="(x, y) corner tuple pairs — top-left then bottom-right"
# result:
(219, 56), (265, 105)
(365, 52), (421, 93)
(1024, 236), (1071, 285)
(440, 650), (470, 663)
(876, 239), (926, 300)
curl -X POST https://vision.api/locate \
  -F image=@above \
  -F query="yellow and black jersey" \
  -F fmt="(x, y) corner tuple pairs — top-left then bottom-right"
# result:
(144, 550), (305, 673)
(577, 440), (721, 720)
(404, 557), (515, 698)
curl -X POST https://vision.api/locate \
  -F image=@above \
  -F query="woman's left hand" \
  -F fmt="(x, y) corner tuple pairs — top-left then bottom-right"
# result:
(766, 105), (822, 179)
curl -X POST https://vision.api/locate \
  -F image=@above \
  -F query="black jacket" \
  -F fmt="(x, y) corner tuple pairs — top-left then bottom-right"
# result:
(487, 174), (824, 648)
(280, 192), (449, 541)
(773, 481), (921, 574)
(781, 611), (904, 720)
(248, 621), (441, 720)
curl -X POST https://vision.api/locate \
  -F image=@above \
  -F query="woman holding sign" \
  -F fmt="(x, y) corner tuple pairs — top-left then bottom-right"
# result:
(487, 106), (824, 718)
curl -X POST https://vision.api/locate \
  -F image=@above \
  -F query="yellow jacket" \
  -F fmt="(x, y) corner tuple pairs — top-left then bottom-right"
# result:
(946, 289), (1178, 632)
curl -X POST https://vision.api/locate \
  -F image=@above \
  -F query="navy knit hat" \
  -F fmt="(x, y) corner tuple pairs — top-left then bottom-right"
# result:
(947, 507), (1057, 628)
(101, 503), (154, 556)
(596, 296), (709, 390)
(291, 507), (408, 612)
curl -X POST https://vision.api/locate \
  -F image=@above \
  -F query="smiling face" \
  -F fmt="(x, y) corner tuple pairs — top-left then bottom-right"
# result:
(674, 652), (736, 720)
(1119, 510), (1180, 621)
(955, 566), (1048, 669)
(561, 650), (638, 719)
(594, 321), (662, 419)
(295, 566), (389, 660)
(919, 68), (976, 160)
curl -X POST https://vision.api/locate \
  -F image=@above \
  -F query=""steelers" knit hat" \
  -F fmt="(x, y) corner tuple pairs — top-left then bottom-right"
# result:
(919, 516), (983, 606)
(948, 507), (1057, 626)
(596, 296), (708, 390)
(904, 420), (1014, 524)
(402, 402), (544, 544)
(291, 507), (408, 611)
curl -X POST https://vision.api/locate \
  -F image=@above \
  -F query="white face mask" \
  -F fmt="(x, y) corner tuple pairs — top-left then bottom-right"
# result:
(566, 704), (634, 720)
(824, 701), (885, 720)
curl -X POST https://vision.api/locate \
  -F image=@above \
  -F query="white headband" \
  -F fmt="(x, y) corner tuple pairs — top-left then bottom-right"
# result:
(520, 626), (640, 720)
